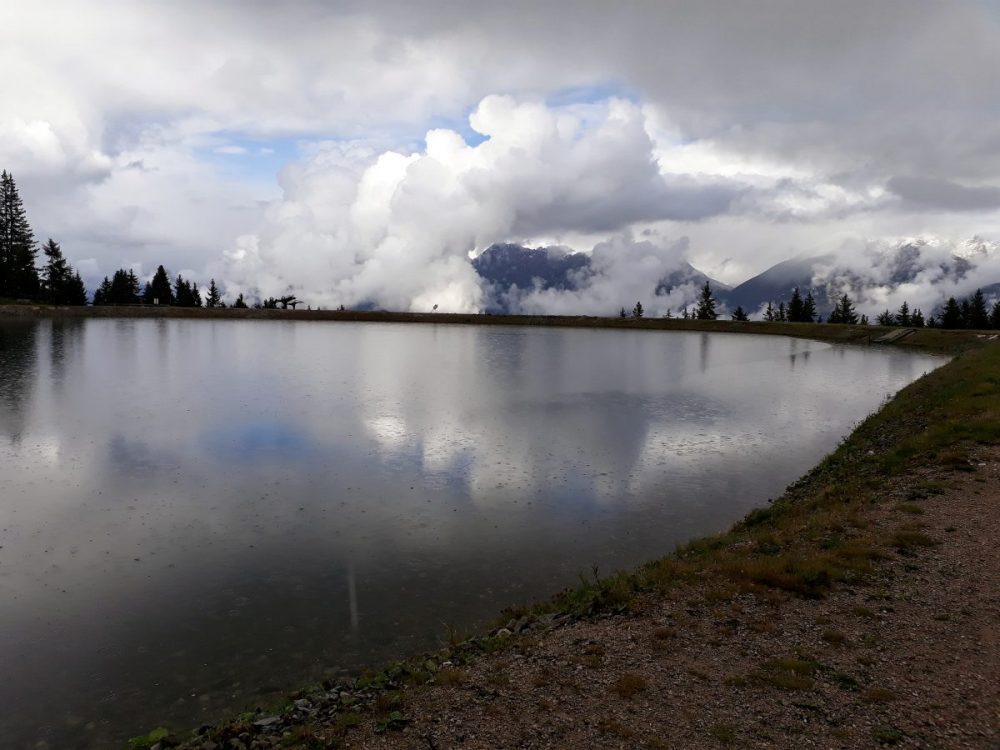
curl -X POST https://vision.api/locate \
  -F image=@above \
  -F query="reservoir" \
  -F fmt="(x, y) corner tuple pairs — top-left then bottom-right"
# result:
(0, 318), (943, 748)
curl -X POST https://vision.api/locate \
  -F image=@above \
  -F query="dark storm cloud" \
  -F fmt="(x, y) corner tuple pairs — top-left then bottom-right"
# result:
(887, 175), (1000, 212)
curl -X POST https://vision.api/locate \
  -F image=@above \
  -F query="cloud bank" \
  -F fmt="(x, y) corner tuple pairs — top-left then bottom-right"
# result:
(219, 96), (745, 311)
(3, 0), (1000, 309)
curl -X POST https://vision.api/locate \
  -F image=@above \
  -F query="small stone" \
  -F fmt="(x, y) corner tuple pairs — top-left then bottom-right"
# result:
(293, 698), (311, 710)
(252, 716), (280, 727)
(495, 628), (512, 639)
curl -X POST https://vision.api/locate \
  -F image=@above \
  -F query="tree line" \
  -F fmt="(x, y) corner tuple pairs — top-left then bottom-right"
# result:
(0, 170), (292, 310)
(621, 282), (1000, 330)
(1, 171), (87, 304)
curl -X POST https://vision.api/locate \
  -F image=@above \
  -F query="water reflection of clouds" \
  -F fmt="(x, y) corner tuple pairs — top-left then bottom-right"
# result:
(0, 319), (950, 750)
(201, 421), (319, 462)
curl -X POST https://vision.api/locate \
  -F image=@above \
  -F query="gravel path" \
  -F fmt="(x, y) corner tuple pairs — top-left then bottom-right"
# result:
(350, 450), (1000, 750)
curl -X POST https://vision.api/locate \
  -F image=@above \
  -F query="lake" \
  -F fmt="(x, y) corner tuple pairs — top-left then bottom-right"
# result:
(0, 318), (943, 748)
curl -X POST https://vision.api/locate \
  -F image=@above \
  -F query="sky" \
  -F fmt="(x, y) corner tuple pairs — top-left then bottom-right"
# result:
(3, 0), (1000, 312)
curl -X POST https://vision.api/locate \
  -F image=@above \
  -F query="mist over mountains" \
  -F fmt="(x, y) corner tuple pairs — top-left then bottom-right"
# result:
(474, 238), (1000, 318)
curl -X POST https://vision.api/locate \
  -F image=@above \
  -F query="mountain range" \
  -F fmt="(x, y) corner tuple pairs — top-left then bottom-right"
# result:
(472, 239), (1000, 317)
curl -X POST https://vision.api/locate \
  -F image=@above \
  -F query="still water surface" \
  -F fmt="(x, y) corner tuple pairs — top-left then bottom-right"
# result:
(0, 319), (943, 748)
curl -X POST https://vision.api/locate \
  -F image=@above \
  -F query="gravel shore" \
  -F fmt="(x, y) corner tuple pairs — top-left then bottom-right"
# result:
(346, 450), (999, 749)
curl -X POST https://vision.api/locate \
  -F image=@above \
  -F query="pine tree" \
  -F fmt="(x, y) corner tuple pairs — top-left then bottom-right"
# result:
(911, 308), (925, 327)
(0, 170), (40, 299)
(787, 288), (805, 322)
(663, 307), (673, 319)
(681, 306), (690, 320)
(191, 282), (203, 307)
(876, 309), (895, 326)
(619, 306), (626, 318)
(860, 314), (870, 325)
(897, 301), (911, 326)
(940, 297), (962, 329)
(695, 281), (717, 320)
(206, 278), (222, 308)
(801, 291), (817, 323)
(777, 302), (787, 322)
(174, 274), (196, 306)
(146, 265), (174, 305)
(233, 292), (248, 309)
(66, 272), (87, 305)
(763, 301), (776, 322)
(40, 239), (70, 303)
(104, 268), (140, 304)
(989, 300), (1000, 330)
(959, 299), (971, 328)
(731, 305), (749, 321)
(92, 277), (113, 306)
(828, 294), (858, 325)
(632, 301), (643, 318)
(968, 289), (990, 329)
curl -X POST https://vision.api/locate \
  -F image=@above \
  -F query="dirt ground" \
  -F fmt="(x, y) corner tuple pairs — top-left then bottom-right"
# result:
(349, 450), (1000, 750)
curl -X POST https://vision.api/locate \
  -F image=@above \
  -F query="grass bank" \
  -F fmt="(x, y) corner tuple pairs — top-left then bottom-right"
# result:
(122, 334), (1000, 748)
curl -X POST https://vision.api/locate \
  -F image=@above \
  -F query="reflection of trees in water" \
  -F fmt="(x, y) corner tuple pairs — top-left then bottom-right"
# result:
(48, 317), (85, 390)
(0, 321), (39, 441)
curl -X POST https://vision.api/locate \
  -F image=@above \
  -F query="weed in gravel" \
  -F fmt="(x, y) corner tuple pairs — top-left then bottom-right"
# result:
(894, 502), (924, 514)
(611, 672), (649, 699)
(435, 668), (467, 686)
(821, 629), (848, 646)
(709, 724), (736, 743)
(331, 712), (362, 734)
(830, 671), (859, 690)
(873, 726), (906, 744)
(864, 687), (897, 703)
(596, 717), (633, 737)
(756, 658), (818, 691)
(889, 529), (938, 552)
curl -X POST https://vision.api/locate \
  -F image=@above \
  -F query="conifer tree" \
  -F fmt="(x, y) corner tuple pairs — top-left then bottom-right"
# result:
(66, 271), (87, 305)
(897, 301), (911, 326)
(911, 308), (925, 327)
(619, 306), (626, 318)
(876, 309), (895, 326)
(233, 292), (248, 309)
(731, 305), (749, 321)
(801, 291), (817, 322)
(40, 239), (70, 303)
(860, 314), (870, 325)
(763, 301), (776, 321)
(777, 301), (787, 322)
(92, 276), (113, 305)
(941, 297), (962, 329)
(632, 300), (643, 318)
(828, 294), (858, 324)
(174, 274), (197, 306)
(959, 299), (971, 328)
(0, 170), (40, 299)
(787, 287), (805, 322)
(695, 281), (717, 320)
(191, 282), (203, 307)
(105, 268), (140, 304)
(989, 300), (1000, 330)
(206, 278), (222, 308)
(968, 289), (990, 329)
(146, 265), (174, 305)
